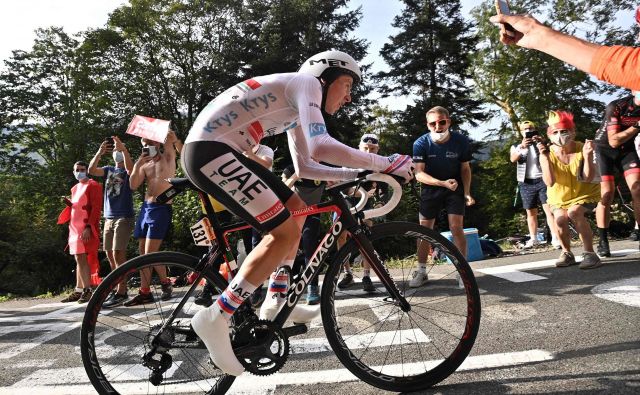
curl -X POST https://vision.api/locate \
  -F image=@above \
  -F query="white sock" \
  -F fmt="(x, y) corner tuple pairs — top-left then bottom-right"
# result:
(216, 274), (257, 321)
(75, 287), (83, 293)
(260, 266), (291, 321)
(417, 263), (427, 273)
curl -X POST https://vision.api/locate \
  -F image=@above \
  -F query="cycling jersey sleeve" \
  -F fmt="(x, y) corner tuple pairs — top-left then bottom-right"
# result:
(284, 75), (392, 181)
(590, 45), (640, 91)
(603, 101), (620, 137)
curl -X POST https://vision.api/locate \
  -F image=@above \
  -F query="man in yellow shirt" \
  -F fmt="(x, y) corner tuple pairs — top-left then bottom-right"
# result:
(537, 111), (602, 269)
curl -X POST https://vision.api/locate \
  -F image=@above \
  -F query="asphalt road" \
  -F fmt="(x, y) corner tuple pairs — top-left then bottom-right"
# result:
(0, 239), (638, 394)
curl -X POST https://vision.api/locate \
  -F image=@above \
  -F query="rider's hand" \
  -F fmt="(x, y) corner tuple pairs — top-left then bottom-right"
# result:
(383, 154), (414, 183)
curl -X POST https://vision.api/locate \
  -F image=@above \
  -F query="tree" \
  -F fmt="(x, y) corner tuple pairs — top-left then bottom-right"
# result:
(376, 0), (486, 147)
(469, 0), (638, 140)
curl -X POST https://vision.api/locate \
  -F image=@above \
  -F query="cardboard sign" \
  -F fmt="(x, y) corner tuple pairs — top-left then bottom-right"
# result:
(125, 115), (170, 143)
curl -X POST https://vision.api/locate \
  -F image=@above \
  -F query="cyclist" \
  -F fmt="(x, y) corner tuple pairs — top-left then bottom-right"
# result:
(181, 50), (414, 376)
(593, 91), (640, 256)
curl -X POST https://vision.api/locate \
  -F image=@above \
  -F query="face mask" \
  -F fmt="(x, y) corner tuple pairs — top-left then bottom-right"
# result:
(145, 146), (158, 157)
(112, 151), (124, 163)
(550, 132), (572, 146)
(430, 130), (450, 142)
(74, 171), (87, 181)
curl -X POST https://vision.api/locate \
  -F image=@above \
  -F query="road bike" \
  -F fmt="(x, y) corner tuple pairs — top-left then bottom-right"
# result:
(80, 173), (481, 394)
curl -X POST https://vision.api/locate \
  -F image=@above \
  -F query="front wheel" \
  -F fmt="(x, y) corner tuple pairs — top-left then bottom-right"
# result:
(321, 222), (481, 392)
(80, 251), (235, 394)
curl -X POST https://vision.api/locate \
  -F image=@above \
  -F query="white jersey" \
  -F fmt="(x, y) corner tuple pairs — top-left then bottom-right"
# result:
(185, 72), (392, 181)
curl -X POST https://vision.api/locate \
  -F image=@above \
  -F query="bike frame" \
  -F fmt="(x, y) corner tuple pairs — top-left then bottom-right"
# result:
(159, 177), (410, 335)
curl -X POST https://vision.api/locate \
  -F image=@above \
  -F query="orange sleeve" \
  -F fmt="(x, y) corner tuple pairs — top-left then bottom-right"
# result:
(589, 45), (640, 90)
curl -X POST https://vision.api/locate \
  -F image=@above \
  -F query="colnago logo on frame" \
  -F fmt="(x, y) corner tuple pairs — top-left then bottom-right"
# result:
(200, 153), (284, 223)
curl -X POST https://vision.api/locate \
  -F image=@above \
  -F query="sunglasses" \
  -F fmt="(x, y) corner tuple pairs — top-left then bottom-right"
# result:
(428, 119), (448, 127)
(361, 137), (379, 144)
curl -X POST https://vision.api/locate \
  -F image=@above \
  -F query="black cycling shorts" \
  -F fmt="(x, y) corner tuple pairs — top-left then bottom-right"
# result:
(595, 144), (640, 181)
(419, 190), (465, 220)
(182, 141), (294, 232)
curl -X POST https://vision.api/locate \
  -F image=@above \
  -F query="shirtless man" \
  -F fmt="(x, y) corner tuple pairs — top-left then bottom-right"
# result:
(125, 130), (183, 306)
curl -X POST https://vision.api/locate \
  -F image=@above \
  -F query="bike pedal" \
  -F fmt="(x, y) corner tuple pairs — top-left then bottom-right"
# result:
(283, 323), (308, 337)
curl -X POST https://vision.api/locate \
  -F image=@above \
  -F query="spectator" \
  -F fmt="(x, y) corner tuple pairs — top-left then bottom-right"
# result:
(510, 121), (560, 249)
(337, 133), (387, 293)
(58, 161), (103, 303)
(537, 111), (602, 269)
(88, 136), (135, 307)
(281, 164), (327, 304)
(125, 130), (183, 306)
(412, 106), (475, 287)
(490, 13), (640, 90)
(593, 92), (640, 256)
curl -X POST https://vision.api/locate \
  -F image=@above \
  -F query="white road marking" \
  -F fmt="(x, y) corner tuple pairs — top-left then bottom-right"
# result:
(2, 349), (553, 394)
(592, 276), (640, 308)
(477, 249), (639, 283)
(290, 329), (430, 354)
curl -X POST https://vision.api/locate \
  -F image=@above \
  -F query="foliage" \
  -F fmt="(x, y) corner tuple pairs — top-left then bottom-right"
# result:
(376, 0), (486, 146)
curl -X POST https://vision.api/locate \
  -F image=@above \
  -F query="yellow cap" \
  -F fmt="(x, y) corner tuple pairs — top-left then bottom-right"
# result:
(518, 121), (536, 131)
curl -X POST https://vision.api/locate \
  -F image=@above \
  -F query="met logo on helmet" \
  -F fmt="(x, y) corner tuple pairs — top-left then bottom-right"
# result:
(308, 58), (350, 67)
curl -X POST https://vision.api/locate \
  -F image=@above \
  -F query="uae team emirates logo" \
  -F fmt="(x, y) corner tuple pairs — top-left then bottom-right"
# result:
(199, 153), (285, 224)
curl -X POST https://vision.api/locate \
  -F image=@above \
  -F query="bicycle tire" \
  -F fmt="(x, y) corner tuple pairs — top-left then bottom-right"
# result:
(80, 251), (235, 395)
(321, 222), (481, 392)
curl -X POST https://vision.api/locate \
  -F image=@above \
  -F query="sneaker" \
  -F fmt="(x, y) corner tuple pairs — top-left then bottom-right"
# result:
(596, 239), (611, 258)
(195, 289), (214, 307)
(78, 288), (93, 304)
(103, 292), (128, 308)
(555, 251), (576, 267)
(579, 252), (603, 270)
(191, 308), (244, 376)
(630, 229), (640, 241)
(409, 271), (428, 288)
(160, 282), (173, 301)
(123, 291), (155, 307)
(306, 285), (320, 305)
(337, 272), (355, 289)
(60, 291), (82, 303)
(361, 276), (376, 293)
(522, 238), (540, 249)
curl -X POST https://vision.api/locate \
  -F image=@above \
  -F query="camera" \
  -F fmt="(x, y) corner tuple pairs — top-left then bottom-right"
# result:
(105, 136), (114, 150)
(524, 131), (538, 139)
(142, 147), (150, 156)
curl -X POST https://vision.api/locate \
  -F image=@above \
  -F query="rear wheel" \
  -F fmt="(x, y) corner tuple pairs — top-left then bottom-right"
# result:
(321, 222), (481, 392)
(80, 251), (235, 394)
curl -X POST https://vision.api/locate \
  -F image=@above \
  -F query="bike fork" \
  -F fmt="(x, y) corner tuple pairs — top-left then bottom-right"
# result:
(350, 229), (411, 312)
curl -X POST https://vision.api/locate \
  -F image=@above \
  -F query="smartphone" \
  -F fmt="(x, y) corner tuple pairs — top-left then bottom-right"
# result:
(495, 0), (516, 35)
(142, 147), (150, 156)
(105, 136), (114, 150)
(525, 131), (537, 139)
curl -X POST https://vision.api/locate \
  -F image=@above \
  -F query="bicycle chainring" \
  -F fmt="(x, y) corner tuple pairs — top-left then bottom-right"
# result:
(233, 319), (289, 376)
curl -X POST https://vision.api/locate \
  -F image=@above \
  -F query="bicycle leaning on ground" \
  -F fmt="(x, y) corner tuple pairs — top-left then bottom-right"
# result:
(80, 172), (481, 394)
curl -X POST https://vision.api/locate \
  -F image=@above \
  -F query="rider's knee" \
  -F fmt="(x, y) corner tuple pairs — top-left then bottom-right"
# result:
(270, 217), (301, 245)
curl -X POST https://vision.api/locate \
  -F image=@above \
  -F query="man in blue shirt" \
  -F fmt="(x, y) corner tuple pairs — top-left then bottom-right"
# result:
(411, 106), (475, 287)
(88, 136), (135, 307)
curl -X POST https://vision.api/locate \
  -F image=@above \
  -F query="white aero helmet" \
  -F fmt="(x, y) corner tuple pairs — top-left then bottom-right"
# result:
(298, 50), (361, 84)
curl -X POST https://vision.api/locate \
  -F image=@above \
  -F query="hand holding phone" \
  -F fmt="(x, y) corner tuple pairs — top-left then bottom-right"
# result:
(105, 136), (114, 152)
(495, 0), (516, 36)
(142, 147), (150, 156)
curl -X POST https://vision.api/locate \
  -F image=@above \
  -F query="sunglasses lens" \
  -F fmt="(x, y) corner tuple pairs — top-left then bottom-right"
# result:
(429, 119), (448, 127)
